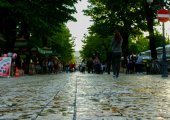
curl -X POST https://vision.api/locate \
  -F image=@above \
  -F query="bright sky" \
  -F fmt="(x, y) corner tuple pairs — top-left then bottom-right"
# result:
(156, 21), (170, 37)
(66, 0), (92, 51)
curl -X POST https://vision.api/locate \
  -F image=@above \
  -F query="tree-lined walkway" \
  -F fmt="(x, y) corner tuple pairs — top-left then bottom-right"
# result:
(0, 72), (170, 120)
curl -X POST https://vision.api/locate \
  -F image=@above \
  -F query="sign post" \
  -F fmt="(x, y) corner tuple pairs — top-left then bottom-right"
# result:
(157, 9), (169, 77)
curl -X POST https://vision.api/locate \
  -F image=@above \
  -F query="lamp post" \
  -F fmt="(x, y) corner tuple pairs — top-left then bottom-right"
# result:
(147, 0), (169, 77)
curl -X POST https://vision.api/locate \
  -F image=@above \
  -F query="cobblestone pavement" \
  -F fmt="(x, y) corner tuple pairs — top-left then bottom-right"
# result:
(0, 72), (170, 120)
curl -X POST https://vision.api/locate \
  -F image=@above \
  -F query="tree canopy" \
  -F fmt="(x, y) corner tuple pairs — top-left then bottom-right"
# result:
(80, 0), (170, 61)
(0, 0), (79, 63)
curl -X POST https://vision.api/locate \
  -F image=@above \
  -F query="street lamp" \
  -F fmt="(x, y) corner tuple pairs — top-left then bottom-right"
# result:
(147, 0), (169, 77)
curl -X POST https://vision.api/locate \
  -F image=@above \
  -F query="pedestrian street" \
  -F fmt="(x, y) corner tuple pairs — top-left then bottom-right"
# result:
(0, 72), (170, 120)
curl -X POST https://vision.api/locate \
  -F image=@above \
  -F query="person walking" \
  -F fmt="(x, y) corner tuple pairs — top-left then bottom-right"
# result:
(86, 57), (94, 73)
(93, 56), (101, 74)
(135, 53), (143, 74)
(111, 31), (123, 78)
(106, 51), (112, 74)
(81, 59), (86, 73)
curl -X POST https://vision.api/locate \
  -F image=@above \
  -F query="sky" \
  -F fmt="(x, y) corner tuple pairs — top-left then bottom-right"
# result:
(66, 0), (92, 51)
(156, 21), (170, 37)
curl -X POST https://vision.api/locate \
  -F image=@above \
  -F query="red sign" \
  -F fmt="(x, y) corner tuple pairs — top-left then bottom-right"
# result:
(157, 9), (170, 22)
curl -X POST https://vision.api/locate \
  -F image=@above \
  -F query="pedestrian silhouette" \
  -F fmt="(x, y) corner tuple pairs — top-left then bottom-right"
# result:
(111, 30), (123, 78)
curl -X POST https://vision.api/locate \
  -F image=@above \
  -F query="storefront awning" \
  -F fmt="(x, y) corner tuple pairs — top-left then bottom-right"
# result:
(38, 47), (52, 55)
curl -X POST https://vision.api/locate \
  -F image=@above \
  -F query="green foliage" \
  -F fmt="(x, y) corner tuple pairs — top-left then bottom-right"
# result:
(128, 30), (167, 54)
(0, 0), (79, 62)
(48, 24), (75, 64)
(80, 34), (112, 62)
(81, 0), (150, 60)
(128, 34), (149, 54)
(0, 0), (79, 39)
(154, 30), (170, 47)
(85, 0), (148, 35)
(81, 0), (166, 60)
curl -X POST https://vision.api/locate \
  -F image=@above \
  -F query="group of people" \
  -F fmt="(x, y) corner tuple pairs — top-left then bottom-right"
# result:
(79, 30), (123, 78)
(81, 30), (145, 77)
(125, 53), (144, 74)
(33, 57), (62, 74)
(79, 56), (106, 74)
(80, 57), (101, 74)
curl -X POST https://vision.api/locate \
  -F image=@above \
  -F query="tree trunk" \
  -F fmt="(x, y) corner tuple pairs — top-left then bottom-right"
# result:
(4, 17), (17, 52)
(145, 3), (157, 59)
(20, 21), (30, 40)
(122, 32), (130, 56)
(122, 32), (130, 68)
(0, 8), (17, 53)
(42, 36), (48, 47)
